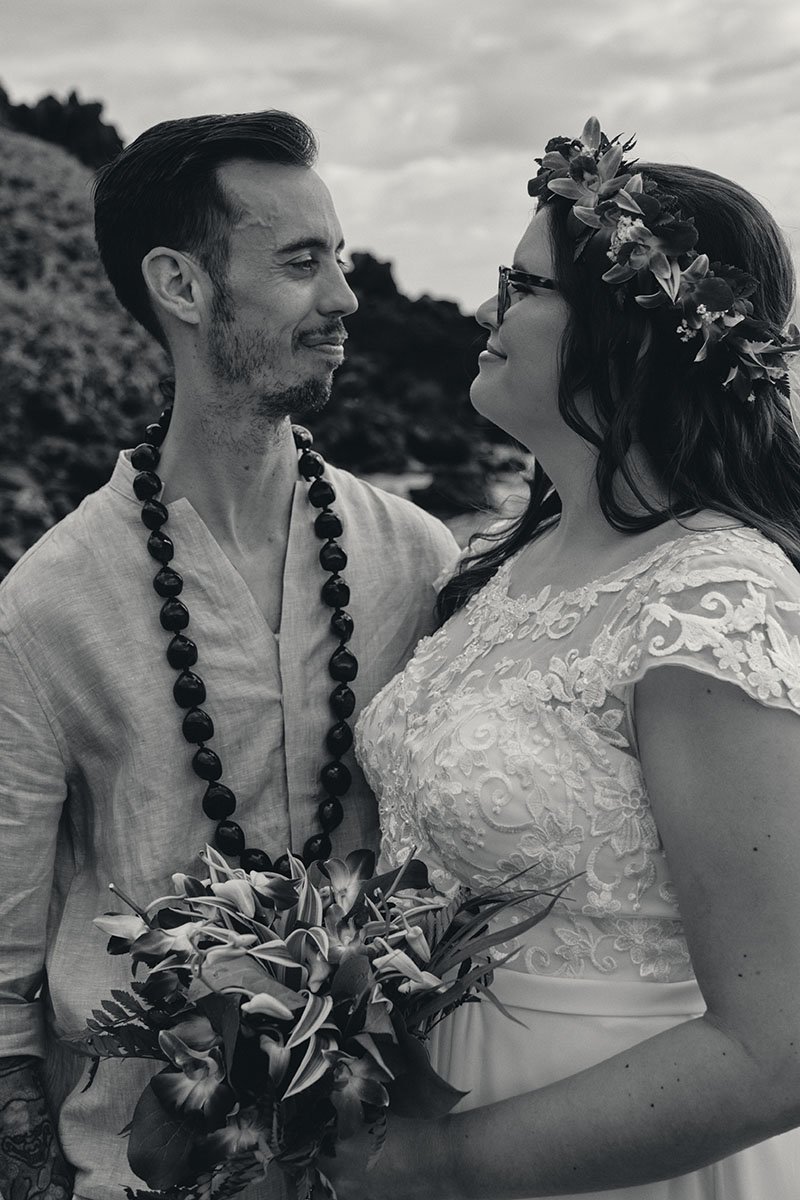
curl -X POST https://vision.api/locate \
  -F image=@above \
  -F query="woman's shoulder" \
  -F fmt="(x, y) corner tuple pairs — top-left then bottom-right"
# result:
(638, 520), (800, 601)
(609, 520), (800, 714)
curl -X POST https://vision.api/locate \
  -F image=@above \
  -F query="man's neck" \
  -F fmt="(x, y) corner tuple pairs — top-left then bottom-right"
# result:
(156, 394), (299, 560)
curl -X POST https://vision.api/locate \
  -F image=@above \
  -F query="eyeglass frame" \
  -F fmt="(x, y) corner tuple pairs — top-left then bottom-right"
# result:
(497, 265), (558, 326)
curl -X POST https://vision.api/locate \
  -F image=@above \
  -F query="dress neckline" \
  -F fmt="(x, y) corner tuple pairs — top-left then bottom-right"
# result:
(495, 522), (757, 607)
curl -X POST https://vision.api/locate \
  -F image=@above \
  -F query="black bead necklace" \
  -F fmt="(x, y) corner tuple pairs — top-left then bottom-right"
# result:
(131, 407), (359, 875)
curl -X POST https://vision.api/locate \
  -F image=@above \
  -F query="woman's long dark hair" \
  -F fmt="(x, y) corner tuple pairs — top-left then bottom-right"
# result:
(437, 163), (800, 624)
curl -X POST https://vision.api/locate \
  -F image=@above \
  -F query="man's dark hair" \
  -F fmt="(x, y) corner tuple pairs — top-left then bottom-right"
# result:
(92, 110), (318, 343)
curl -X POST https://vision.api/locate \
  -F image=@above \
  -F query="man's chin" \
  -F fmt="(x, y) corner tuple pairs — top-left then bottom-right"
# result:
(271, 376), (332, 419)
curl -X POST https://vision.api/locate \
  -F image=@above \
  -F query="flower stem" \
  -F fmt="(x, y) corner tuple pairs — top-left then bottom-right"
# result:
(108, 882), (149, 920)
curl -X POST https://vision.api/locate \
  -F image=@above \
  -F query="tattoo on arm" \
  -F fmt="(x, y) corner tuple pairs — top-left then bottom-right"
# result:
(0, 1061), (73, 1200)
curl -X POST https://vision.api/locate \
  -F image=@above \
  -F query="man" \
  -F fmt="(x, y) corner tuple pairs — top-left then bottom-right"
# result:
(0, 110), (458, 1199)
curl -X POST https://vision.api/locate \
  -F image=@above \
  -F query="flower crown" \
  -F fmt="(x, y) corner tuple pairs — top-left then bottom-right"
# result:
(528, 117), (799, 404)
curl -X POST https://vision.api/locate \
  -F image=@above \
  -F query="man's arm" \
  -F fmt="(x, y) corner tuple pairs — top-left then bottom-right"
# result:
(0, 1058), (72, 1200)
(0, 621), (72, 1198)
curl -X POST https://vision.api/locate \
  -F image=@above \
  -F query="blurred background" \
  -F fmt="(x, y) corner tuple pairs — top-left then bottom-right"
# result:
(1, 0), (799, 573)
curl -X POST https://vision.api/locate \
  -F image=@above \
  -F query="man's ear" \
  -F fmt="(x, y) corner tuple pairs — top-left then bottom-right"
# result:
(142, 247), (207, 329)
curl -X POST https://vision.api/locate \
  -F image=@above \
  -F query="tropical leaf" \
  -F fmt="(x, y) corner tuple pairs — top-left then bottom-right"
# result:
(127, 1076), (200, 1189)
(384, 1025), (467, 1118)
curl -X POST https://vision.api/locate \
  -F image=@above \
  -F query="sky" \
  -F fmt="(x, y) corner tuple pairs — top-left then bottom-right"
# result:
(3, 0), (800, 313)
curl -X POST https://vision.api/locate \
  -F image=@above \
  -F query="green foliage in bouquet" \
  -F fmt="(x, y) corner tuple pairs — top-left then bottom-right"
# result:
(68, 846), (568, 1200)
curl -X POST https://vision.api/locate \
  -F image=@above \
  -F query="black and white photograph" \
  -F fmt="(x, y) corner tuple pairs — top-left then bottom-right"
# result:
(1, 3), (800, 1198)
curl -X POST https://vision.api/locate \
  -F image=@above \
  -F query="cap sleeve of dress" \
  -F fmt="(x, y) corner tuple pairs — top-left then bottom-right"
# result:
(611, 528), (800, 719)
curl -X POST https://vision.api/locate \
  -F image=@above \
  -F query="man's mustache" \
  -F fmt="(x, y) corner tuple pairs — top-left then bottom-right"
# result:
(296, 322), (348, 348)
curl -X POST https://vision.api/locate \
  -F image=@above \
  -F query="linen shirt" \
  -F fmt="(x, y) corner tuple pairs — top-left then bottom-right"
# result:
(0, 448), (458, 1199)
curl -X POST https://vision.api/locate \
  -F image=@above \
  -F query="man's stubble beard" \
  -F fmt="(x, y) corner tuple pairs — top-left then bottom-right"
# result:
(208, 287), (333, 424)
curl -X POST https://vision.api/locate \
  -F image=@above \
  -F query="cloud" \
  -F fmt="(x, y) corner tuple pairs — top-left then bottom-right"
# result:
(2, 0), (799, 309)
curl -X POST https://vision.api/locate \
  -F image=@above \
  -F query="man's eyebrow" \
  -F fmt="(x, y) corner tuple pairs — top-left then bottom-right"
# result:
(276, 236), (346, 255)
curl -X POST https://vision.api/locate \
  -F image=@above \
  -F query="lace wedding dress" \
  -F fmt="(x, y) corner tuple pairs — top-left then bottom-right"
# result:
(355, 525), (800, 1199)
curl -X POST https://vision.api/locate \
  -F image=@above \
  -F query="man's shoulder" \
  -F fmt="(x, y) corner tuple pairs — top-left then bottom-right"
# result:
(0, 481), (126, 627)
(326, 465), (457, 548)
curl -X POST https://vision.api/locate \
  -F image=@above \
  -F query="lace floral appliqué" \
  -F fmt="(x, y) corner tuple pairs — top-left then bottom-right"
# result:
(356, 527), (800, 984)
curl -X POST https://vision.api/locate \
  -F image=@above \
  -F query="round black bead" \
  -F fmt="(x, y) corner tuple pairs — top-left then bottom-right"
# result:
(330, 683), (356, 719)
(292, 425), (313, 450)
(182, 707), (214, 744)
(314, 511), (343, 540)
(167, 634), (197, 669)
(298, 450), (325, 480)
(303, 832), (332, 865)
(308, 479), (336, 508)
(173, 670), (206, 707)
(144, 422), (166, 447)
(158, 407), (173, 429)
(193, 747), (223, 781)
(141, 499), (168, 530)
(329, 646), (358, 682)
(318, 796), (344, 833)
(215, 820), (245, 856)
(134, 471), (162, 501)
(320, 542), (347, 572)
(320, 761), (352, 796)
(326, 721), (353, 756)
(330, 610), (354, 642)
(273, 853), (292, 876)
(147, 530), (174, 564)
(241, 847), (273, 873)
(153, 566), (183, 598)
(322, 576), (350, 608)
(131, 443), (160, 471)
(203, 783), (236, 820)
(160, 598), (189, 631)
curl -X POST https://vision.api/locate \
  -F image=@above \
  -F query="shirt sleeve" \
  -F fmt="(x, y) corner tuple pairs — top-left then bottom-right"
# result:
(0, 628), (68, 1058)
(612, 534), (800, 720)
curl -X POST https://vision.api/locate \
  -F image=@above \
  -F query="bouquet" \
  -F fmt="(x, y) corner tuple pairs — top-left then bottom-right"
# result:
(69, 846), (567, 1199)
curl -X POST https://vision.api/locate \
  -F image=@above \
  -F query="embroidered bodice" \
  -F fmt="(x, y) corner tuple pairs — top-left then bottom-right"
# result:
(355, 526), (800, 983)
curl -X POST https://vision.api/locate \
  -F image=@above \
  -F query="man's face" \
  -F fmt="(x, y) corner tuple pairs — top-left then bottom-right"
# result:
(205, 159), (358, 417)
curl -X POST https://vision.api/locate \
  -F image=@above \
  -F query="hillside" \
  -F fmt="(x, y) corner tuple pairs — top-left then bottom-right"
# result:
(0, 126), (514, 577)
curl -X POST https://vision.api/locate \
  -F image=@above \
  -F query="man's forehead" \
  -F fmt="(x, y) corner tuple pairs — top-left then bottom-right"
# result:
(217, 159), (341, 245)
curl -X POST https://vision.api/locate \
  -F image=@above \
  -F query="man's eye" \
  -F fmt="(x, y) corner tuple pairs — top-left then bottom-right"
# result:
(337, 257), (353, 275)
(292, 259), (317, 272)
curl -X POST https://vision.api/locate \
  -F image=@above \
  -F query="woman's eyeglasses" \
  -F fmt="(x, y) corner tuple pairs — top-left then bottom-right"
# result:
(497, 265), (557, 325)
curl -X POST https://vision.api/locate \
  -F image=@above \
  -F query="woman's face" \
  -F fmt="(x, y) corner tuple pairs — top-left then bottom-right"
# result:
(470, 207), (570, 446)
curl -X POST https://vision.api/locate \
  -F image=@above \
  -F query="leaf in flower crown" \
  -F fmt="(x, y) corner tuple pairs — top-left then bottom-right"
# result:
(635, 290), (672, 309)
(547, 177), (589, 202)
(581, 116), (601, 150)
(597, 144), (623, 181)
(614, 188), (645, 216)
(602, 263), (637, 286)
(572, 205), (603, 229)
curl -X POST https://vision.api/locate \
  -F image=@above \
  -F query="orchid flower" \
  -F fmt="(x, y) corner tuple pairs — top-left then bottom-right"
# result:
(202, 1106), (274, 1165)
(327, 1049), (392, 1138)
(154, 1028), (233, 1123)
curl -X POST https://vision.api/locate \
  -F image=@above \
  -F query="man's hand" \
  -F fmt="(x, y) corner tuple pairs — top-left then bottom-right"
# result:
(0, 1058), (73, 1200)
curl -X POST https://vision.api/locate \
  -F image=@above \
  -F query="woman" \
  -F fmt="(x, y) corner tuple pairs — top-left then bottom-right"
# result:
(331, 119), (800, 1197)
